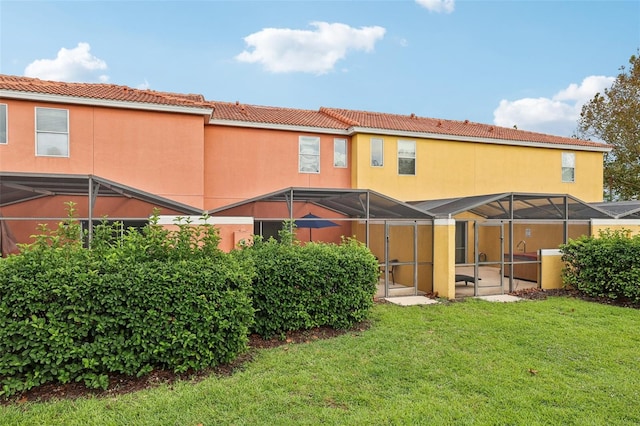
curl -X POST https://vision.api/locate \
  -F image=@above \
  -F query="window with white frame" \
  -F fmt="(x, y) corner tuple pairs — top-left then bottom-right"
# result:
(299, 136), (320, 173)
(562, 152), (575, 183)
(371, 138), (383, 167)
(333, 138), (347, 168)
(36, 107), (69, 157)
(0, 104), (7, 144)
(398, 140), (416, 175)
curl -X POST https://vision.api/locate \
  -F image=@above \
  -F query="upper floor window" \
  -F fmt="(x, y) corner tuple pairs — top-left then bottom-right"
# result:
(299, 136), (320, 173)
(562, 152), (575, 183)
(36, 107), (69, 157)
(0, 104), (7, 144)
(398, 140), (416, 175)
(334, 138), (347, 168)
(371, 138), (383, 167)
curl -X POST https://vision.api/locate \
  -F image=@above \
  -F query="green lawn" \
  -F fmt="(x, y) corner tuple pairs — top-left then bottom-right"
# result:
(2, 297), (640, 425)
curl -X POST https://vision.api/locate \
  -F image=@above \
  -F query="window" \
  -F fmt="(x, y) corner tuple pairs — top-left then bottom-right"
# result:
(562, 152), (575, 183)
(333, 138), (347, 167)
(36, 107), (69, 157)
(0, 104), (6, 144)
(398, 140), (416, 175)
(371, 138), (383, 167)
(299, 136), (320, 173)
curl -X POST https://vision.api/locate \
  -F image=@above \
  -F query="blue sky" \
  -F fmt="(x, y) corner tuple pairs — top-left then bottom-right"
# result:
(1, 0), (638, 137)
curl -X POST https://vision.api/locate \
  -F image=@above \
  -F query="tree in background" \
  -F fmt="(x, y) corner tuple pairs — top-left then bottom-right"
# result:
(578, 52), (640, 200)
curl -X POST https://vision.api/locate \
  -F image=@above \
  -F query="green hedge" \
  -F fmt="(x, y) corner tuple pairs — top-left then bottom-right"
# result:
(0, 206), (380, 397)
(560, 229), (640, 303)
(241, 231), (379, 338)
(0, 207), (255, 397)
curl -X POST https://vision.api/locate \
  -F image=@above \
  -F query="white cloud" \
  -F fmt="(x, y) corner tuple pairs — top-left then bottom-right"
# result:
(416, 0), (455, 14)
(235, 22), (386, 74)
(24, 42), (109, 82)
(136, 79), (150, 90)
(552, 75), (614, 104)
(493, 75), (615, 136)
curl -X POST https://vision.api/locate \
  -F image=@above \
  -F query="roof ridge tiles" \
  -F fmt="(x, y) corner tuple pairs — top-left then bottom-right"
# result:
(0, 74), (611, 149)
(208, 102), (353, 129)
(214, 100), (322, 114)
(317, 107), (609, 148)
(0, 74), (209, 108)
(319, 107), (360, 126)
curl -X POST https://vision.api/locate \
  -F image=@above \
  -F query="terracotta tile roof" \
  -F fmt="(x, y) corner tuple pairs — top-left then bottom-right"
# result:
(0, 74), (211, 109)
(0, 74), (610, 149)
(211, 101), (349, 129)
(320, 107), (610, 149)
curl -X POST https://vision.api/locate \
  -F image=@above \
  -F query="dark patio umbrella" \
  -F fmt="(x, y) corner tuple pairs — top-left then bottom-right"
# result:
(295, 213), (339, 241)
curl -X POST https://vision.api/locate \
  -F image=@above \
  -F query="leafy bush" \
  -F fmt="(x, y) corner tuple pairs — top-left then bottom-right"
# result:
(240, 226), (379, 338)
(0, 205), (255, 397)
(0, 205), (380, 397)
(560, 229), (640, 302)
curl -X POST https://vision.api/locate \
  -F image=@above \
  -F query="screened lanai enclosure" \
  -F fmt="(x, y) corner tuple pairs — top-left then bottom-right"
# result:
(3, 173), (632, 300)
(411, 193), (613, 298)
(208, 187), (435, 298)
(0, 172), (205, 253)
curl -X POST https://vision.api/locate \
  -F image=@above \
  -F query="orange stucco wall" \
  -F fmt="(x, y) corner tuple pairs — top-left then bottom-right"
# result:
(213, 201), (352, 244)
(160, 222), (253, 253)
(0, 99), (206, 208)
(203, 125), (352, 210)
(0, 195), (185, 246)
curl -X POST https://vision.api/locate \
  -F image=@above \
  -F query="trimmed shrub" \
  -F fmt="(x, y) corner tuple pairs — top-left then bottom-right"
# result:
(241, 231), (379, 338)
(0, 205), (380, 397)
(0, 206), (255, 397)
(560, 229), (640, 303)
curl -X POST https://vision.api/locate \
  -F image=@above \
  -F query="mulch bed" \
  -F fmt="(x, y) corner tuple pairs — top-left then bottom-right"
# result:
(2, 323), (369, 406)
(510, 287), (640, 309)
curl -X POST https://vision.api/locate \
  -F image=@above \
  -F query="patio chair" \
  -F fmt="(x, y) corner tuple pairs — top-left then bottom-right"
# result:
(455, 274), (481, 286)
(380, 259), (398, 285)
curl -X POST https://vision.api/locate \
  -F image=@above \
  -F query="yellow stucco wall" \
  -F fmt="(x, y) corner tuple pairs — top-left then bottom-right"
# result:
(454, 219), (590, 288)
(539, 249), (564, 289)
(535, 221), (640, 290)
(353, 221), (434, 293)
(507, 222), (590, 254)
(433, 219), (455, 299)
(351, 133), (605, 203)
(591, 220), (640, 237)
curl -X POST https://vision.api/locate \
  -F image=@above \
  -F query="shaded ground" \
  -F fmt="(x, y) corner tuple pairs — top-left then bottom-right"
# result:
(2, 324), (369, 406)
(4, 290), (639, 406)
(511, 287), (640, 309)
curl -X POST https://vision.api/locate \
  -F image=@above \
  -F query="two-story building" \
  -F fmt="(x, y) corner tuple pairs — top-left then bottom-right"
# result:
(0, 74), (618, 298)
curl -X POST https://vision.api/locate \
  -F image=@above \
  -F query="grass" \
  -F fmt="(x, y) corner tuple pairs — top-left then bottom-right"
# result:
(2, 296), (640, 425)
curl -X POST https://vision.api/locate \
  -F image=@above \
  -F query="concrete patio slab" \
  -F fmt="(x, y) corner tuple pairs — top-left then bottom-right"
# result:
(384, 296), (440, 306)
(475, 294), (523, 302)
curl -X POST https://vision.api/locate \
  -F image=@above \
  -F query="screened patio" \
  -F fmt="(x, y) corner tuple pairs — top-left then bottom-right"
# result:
(410, 192), (614, 298)
(208, 187), (436, 298)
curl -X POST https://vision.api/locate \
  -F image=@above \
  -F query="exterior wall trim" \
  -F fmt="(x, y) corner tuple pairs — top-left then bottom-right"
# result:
(348, 127), (611, 153)
(0, 90), (213, 116)
(540, 248), (562, 256)
(208, 119), (350, 135)
(591, 219), (640, 226)
(157, 215), (254, 225)
(206, 120), (611, 153)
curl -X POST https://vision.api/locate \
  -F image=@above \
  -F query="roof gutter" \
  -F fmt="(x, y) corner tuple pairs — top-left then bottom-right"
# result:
(208, 119), (350, 135)
(0, 90), (213, 116)
(347, 127), (612, 152)
(206, 119), (611, 152)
